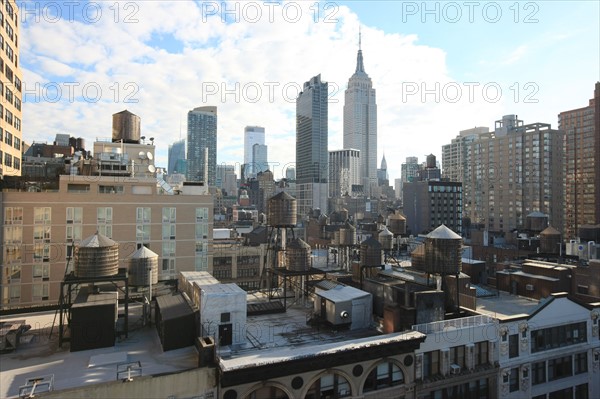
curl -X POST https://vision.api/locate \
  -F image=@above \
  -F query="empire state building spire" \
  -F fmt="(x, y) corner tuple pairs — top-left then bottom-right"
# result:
(355, 27), (365, 74)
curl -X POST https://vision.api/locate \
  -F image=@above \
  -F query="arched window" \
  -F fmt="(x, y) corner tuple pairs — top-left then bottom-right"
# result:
(305, 372), (351, 398)
(363, 361), (404, 393)
(245, 385), (289, 399)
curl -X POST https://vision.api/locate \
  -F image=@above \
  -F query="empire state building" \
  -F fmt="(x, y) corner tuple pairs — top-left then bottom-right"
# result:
(343, 31), (378, 196)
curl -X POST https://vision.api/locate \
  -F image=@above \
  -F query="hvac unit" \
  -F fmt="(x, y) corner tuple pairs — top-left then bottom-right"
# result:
(450, 364), (461, 375)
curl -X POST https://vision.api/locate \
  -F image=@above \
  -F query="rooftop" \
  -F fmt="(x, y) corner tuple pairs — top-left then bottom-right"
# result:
(475, 291), (541, 321)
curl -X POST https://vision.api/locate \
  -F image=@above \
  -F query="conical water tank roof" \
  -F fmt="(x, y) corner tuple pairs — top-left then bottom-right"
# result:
(427, 224), (461, 240)
(540, 225), (560, 236)
(74, 232), (119, 278)
(128, 246), (159, 286)
(378, 226), (394, 250)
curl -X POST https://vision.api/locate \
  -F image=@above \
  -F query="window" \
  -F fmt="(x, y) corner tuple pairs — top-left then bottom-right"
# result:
(549, 387), (573, 399)
(548, 355), (573, 381)
(66, 207), (83, 224)
(97, 207), (113, 224)
(531, 322), (587, 353)
(161, 258), (175, 274)
(136, 207), (151, 223)
(4, 207), (23, 224)
(162, 242), (176, 257)
(9, 285), (20, 301)
(574, 352), (587, 374)
(509, 334), (519, 358)
(575, 383), (589, 399)
(196, 207), (209, 221)
(532, 361), (546, 385)
(13, 136), (19, 150)
(195, 241), (207, 254)
(136, 225), (150, 242)
(4, 131), (11, 145)
(99, 185), (124, 194)
(66, 225), (82, 241)
(5, 87), (12, 103)
(3, 225), (22, 243)
(195, 223), (208, 239)
(162, 207), (176, 223)
(4, 245), (21, 263)
(34, 207), (51, 224)
(363, 362), (404, 393)
(67, 184), (90, 193)
(306, 373), (351, 399)
(97, 225), (112, 238)
(33, 264), (50, 279)
(4, 152), (11, 167)
(450, 345), (465, 368)
(13, 116), (19, 131)
(162, 224), (176, 240)
(474, 341), (488, 366)
(509, 367), (519, 392)
(33, 225), (51, 241)
(33, 243), (50, 263)
(195, 256), (208, 271)
(423, 350), (440, 378)
(32, 283), (49, 300)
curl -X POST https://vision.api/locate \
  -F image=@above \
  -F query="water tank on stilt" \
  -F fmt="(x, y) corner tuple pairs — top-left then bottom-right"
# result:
(286, 238), (311, 271)
(267, 191), (297, 227)
(74, 233), (119, 278)
(128, 246), (159, 286)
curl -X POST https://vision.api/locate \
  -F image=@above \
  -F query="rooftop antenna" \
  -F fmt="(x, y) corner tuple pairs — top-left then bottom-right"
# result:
(359, 25), (362, 50)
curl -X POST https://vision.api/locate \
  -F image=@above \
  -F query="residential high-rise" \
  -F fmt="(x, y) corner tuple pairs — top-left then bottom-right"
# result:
(244, 126), (265, 178)
(329, 148), (361, 198)
(296, 74), (328, 217)
(187, 106), (217, 185)
(343, 32), (377, 196)
(0, 0), (23, 179)
(458, 115), (563, 232)
(442, 127), (490, 182)
(559, 82), (600, 239)
(168, 139), (186, 175)
(216, 164), (236, 195)
(398, 157), (421, 203)
(403, 180), (463, 235)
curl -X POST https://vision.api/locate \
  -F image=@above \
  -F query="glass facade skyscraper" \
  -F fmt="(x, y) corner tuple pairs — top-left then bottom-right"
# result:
(186, 106), (217, 185)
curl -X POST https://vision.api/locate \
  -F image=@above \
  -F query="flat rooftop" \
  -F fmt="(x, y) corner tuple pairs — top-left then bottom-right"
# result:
(475, 291), (541, 321)
(0, 305), (197, 399)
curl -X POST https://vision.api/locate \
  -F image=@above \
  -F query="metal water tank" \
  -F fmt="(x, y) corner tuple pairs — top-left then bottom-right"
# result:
(286, 238), (311, 271)
(112, 110), (141, 143)
(339, 208), (349, 221)
(360, 237), (383, 267)
(378, 226), (394, 250)
(423, 225), (462, 275)
(525, 211), (548, 232)
(340, 221), (356, 246)
(74, 233), (119, 278)
(128, 246), (159, 286)
(267, 191), (297, 227)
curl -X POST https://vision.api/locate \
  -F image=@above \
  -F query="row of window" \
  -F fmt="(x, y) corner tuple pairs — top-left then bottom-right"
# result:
(0, 103), (21, 130)
(422, 341), (489, 378)
(3, 206), (210, 226)
(0, 127), (21, 149)
(0, 81), (22, 110)
(1, 150), (19, 169)
(532, 352), (588, 385)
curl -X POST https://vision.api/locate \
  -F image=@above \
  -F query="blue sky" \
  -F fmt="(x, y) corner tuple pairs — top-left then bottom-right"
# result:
(20, 1), (600, 181)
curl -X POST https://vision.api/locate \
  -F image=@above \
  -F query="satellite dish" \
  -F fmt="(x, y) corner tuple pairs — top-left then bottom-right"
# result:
(138, 151), (146, 160)
(147, 152), (154, 161)
(148, 165), (156, 173)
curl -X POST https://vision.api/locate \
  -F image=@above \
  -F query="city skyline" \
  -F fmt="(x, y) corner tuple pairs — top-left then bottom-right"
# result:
(17, 1), (600, 181)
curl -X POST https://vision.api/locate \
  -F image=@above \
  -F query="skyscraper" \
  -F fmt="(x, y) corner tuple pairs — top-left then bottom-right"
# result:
(329, 148), (361, 198)
(0, 1), (23, 179)
(244, 126), (265, 178)
(187, 106), (217, 185)
(296, 74), (328, 217)
(559, 82), (600, 239)
(252, 143), (268, 174)
(168, 139), (186, 174)
(343, 31), (377, 196)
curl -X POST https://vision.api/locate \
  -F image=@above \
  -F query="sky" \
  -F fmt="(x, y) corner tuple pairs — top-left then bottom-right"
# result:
(19, 0), (600, 182)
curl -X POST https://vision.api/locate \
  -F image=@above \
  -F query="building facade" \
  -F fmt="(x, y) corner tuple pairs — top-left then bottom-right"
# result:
(343, 35), (377, 196)
(403, 180), (463, 235)
(252, 143), (268, 176)
(559, 82), (600, 239)
(329, 148), (361, 198)
(296, 74), (329, 218)
(168, 139), (186, 175)
(0, 0), (23, 179)
(0, 175), (213, 310)
(187, 106), (217, 185)
(244, 126), (265, 179)
(459, 115), (563, 233)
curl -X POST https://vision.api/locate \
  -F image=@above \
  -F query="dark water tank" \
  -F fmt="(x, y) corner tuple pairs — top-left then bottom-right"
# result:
(525, 211), (548, 233)
(360, 237), (383, 267)
(267, 191), (297, 227)
(379, 226), (394, 250)
(423, 225), (462, 275)
(426, 154), (436, 169)
(540, 226), (561, 254)
(112, 110), (141, 143)
(387, 213), (407, 236)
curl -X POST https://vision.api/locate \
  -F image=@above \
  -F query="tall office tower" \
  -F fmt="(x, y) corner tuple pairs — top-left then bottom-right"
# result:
(343, 32), (377, 196)
(329, 149), (361, 198)
(187, 106), (217, 185)
(252, 143), (268, 174)
(296, 74), (328, 217)
(465, 115), (563, 233)
(216, 164), (235, 190)
(285, 166), (296, 180)
(244, 126), (265, 178)
(559, 82), (600, 239)
(0, 1), (23, 179)
(168, 139), (186, 174)
(399, 157), (421, 202)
